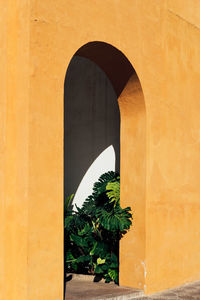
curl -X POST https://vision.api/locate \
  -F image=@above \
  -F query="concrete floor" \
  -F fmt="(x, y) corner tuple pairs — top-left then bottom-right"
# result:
(65, 276), (200, 300)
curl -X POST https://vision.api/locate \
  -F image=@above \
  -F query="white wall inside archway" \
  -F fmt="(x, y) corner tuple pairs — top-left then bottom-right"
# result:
(72, 145), (115, 208)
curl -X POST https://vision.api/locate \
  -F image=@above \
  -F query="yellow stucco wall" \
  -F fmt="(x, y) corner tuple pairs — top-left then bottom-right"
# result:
(119, 74), (146, 289)
(1, 0), (200, 299)
(0, 1), (30, 299)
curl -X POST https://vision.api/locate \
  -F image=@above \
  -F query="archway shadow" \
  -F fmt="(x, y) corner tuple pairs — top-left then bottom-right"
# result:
(64, 56), (120, 200)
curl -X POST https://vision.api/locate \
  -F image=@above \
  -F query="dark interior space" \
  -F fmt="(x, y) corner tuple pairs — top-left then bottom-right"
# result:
(64, 56), (120, 200)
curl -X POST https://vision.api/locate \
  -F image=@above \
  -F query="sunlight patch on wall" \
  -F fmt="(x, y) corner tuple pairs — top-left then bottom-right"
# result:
(72, 145), (116, 208)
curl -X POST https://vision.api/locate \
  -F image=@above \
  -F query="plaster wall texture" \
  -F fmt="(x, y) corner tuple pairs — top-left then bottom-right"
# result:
(1, 0), (200, 299)
(119, 73), (146, 290)
(0, 1), (30, 300)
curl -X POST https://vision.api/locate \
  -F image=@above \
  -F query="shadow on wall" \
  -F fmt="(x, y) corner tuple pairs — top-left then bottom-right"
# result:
(64, 56), (120, 207)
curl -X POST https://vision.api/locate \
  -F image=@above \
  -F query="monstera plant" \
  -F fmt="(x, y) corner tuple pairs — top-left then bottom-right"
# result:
(64, 171), (132, 283)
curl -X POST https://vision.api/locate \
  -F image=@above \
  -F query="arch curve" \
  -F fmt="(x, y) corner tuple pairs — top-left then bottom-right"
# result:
(74, 41), (134, 97)
(64, 41), (146, 290)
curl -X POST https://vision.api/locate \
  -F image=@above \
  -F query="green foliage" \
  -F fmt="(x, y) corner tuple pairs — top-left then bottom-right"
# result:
(64, 171), (132, 284)
(106, 180), (120, 206)
(64, 194), (74, 214)
(96, 205), (132, 232)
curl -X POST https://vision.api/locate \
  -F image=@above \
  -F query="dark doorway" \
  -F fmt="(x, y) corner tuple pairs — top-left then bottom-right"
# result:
(64, 56), (120, 207)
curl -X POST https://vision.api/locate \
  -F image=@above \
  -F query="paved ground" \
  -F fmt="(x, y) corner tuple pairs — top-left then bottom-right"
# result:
(65, 276), (200, 300)
(65, 278), (142, 300)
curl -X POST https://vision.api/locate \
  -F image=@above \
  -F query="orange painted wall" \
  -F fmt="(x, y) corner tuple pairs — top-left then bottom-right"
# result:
(1, 0), (200, 299)
(0, 1), (30, 300)
(119, 74), (146, 289)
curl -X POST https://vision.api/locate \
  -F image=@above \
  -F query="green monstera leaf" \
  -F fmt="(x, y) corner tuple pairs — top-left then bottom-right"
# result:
(108, 269), (118, 283)
(96, 205), (132, 232)
(106, 180), (120, 206)
(93, 171), (118, 198)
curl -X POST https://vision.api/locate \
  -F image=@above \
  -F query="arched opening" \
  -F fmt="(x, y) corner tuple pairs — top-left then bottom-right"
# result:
(64, 41), (146, 295)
